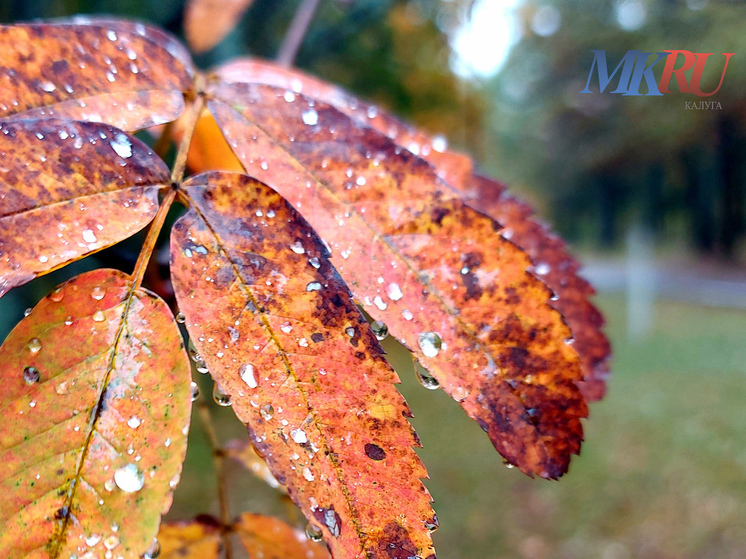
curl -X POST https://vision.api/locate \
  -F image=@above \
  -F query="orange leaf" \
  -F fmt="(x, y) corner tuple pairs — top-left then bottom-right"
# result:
(464, 175), (611, 401)
(211, 60), (610, 400)
(0, 269), (191, 557)
(0, 119), (170, 298)
(207, 85), (586, 478)
(184, 0), (255, 54)
(170, 172), (437, 559)
(234, 513), (330, 559)
(224, 438), (285, 492)
(0, 21), (193, 130)
(158, 518), (221, 558)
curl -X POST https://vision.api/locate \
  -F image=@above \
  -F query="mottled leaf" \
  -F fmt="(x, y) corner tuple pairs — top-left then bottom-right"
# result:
(462, 174), (611, 401)
(184, 0), (255, 53)
(224, 438), (285, 492)
(211, 60), (610, 400)
(158, 518), (221, 559)
(234, 513), (330, 559)
(207, 84), (586, 478)
(0, 119), (170, 299)
(171, 172), (436, 559)
(0, 269), (191, 558)
(0, 21), (193, 130)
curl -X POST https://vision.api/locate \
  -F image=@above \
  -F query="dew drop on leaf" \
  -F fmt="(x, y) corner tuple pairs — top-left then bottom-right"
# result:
(82, 229), (97, 243)
(302, 109), (319, 126)
(27, 338), (42, 353)
(371, 321), (389, 341)
(417, 331), (442, 357)
(190, 381), (200, 401)
(103, 534), (120, 550)
(110, 133), (132, 159)
(305, 523), (323, 542)
(92, 310), (105, 322)
(260, 403), (274, 420)
(113, 463), (144, 493)
(23, 366), (40, 384)
(213, 383), (232, 406)
(127, 416), (141, 429)
(386, 282), (403, 301)
(175, 312), (186, 324)
(290, 428), (308, 444)
(90, 286), (105, 300)
(24, 308), (32, 317)
(414, 361), (440, 390)
(240, 363), (257, 388)
(143, 538), (161, 559)
(50, 288), (64, 302)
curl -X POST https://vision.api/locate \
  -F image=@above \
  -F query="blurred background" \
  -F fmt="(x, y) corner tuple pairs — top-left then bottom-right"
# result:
(1, 1), (745, 558)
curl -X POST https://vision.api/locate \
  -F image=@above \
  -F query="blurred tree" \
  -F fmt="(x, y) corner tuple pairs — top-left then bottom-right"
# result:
(487, 0), (746, 258)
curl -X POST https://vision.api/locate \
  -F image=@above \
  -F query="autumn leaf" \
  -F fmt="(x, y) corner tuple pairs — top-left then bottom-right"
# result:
(170, 172), (437, 559)
(0, 21), (193, 130)
(0, 269), (191, 557)
(0, 119), (170, 298)
(210, 59), (610, 401)
(234, 513), (330, 559)
(184, 0), (255, 54)
(157, 518), (222, 559)
(205, 84), (586, 479)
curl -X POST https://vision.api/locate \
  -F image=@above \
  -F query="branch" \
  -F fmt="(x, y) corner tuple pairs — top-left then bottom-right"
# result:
(276, 0), (322, 68)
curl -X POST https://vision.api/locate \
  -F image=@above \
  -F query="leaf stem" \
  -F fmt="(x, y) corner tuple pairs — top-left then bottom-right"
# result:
(171, 95), (205, 184)
(276, 0), (322, 67)
(196, 399), (234, 559)
(130, 188), (176, 290)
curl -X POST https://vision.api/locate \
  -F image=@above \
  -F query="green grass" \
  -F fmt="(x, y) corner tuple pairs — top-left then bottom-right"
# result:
(168, 295), (746, 559)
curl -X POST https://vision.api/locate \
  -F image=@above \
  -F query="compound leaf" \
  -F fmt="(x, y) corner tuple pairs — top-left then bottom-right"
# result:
(0, 269), (191, 558)
(206, 84), (586, 479)
(170, 172), (436, 559)
(0, 119), (170, 298)
(0, 21), (193, 130)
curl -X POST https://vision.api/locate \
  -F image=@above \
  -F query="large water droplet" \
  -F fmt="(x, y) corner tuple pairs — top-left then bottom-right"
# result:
(386, 282), (403, 301)
(302, 109), (319, 126)
(27, 338), (42, 353)
(290, 428), (308, 444)
(175, 312), (186, 324)
(23, 366), (40, 384)
(114, 463), (144, 492)
(50, 288), (64, 302)
(90, 286), (105, 300)
(417, 332), (442, 357)
(305, 523), (323, 542)
(213, 384), (232, 407)
(190, 381), (200, 402)
(92, 310), (105, 322)
(240, 363), (257, 388)
(414, 361), (440, 390)
(260, 403), (274, 421)
(371, 321), (388, 341)
(127, 416), (141, 429)
(143, 538), (161, 559)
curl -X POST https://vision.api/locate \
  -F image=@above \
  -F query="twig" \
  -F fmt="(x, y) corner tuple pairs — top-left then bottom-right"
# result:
(197, 399), (234, 559)
(276, 0), (322, 68)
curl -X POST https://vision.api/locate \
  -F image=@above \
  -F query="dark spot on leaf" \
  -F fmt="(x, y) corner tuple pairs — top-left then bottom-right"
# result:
(311, 332), (324, 343)
(54, 506), (68, 520)
(364, 443), (386, 461)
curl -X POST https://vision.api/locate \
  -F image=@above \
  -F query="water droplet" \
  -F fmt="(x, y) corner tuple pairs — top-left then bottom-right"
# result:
(306, 523), (323, 542)
(290, 241), (305, 254)
(417, 332), (442, 358)
(386, 283), (403, 301)
(402, 309), (414, 321)
(104, 479), (116, 492)
(190, 381), (200, 401)
(143, 538), (161, 559)
(290, 428), (308, 444)
(82, 229), (97, 243)
(114, 464), (144, 493)
(23, 366), (40, 384)
(306, 282), (322, 291)
(240, 363), (257, 388)
(424, 514), (439, 531)
(213, 384), (232, 406)
(24, 308), (32, 317)
(64, 316), (73, 326)
(345, 327), (356, 337)
(85, 533), (101, 546)
(414, 361), (440, 390)
(371, 321), (388, 340)
(260, 403), (274, 420)
(534, 262), (551, 276)
(503, 460), (516, 469)
(302, 109), (319, 126)
(432, 135), (448, 152)
(110, 133), (132, 158)
(127, 416), (141, 429)
(92, 310), (105, 322)
(50, 288), (64, 302)
(303, 467), (315, 481)
(27, 338), (42, 353)
(38, 255), (49, 263)
(90, 286), (105, 300)
(284, 90), (296, 102)
(373, 295), (387, 310)
(103, 534), (119, 550)
(175, 312), (186, 324)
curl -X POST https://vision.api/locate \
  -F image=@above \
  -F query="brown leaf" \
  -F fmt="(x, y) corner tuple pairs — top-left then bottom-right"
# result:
(0, 269), (191, 557)
(224, 438), (285, 492)
(170, 172), (436, 559)
(184, 0), (255, 54)
(211, 60), (610, 400)
(0, 21), (193, 130)
(158, 518), (221, 559)
(463, 174), (611, 401)
(234, 513), (330, 559)
(0, 119), (170, 298)
(207, 84), (586, 478)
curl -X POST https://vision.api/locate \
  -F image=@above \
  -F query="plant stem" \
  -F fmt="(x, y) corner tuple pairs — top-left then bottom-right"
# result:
(130, 188), (176, 290)
(276, 0), (322, 68)
(197, 399), (234, 559)
(171, 96), (205, 184)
